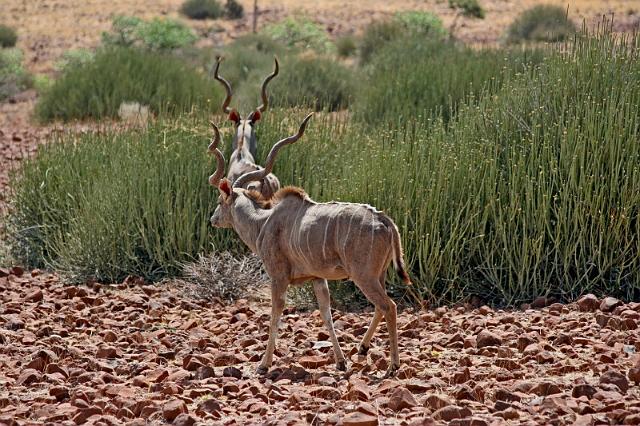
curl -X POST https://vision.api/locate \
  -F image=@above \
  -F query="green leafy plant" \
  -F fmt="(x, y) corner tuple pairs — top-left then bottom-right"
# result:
(102, 16), (197, 50)
(507, 5), (577, 43)
(449, 0), (485, 19)
(394, 11), (447, 36)
(0, 48), (32, 102)
(0, 24), (18, 48)
(180, 0), (224, 20)
(335, 35), (357, 58)
(36, 47), (218, 122)
(262, 17), (334, 53)
(54, 48), (95, 71)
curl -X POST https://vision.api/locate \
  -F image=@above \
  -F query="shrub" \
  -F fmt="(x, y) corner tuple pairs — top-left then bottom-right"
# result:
(102, 16), (197, 50)
(359, 12), (446, 64)
(0, 48), (32, 102)
(225, 0), (244, 19)
(262, 17), (334, 54)
(354, 35), (543, 124)
(54, 48), (95, 71)
(335, 35), (357, 58)
(270, 55), (355, 111)
(394, 11), (447, 36)
(36, 47), (218, 122)
(449, 0), (485, 19)
(180, 0), (223, 20)
(0, 24), (18, 48)
(507, 5), (576, 43)
(7, 116), (235, 282)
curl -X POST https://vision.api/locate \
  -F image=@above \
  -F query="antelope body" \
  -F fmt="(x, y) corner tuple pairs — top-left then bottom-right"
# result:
(208, 114), (411, 377)
(213, 57), (280, 199)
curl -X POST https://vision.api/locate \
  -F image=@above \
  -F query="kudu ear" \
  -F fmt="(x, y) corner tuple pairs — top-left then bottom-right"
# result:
(228, 109), (240, 124)
(218, 179), (232, 198)
(248, 110), (262, 123)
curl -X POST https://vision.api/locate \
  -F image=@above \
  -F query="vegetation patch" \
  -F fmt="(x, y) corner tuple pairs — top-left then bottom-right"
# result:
(102, 15), (197, 50)
(36, 47), (218, 122)
(180, 0), (224, 20)
(0, 48), (32, 102)
(262, 16), (334, 54)
(0, 24), (18, 48)
(507, 5), (577, 43)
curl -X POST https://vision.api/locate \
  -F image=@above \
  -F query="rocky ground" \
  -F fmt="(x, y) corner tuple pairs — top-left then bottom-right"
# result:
(1, 268), (639, 425)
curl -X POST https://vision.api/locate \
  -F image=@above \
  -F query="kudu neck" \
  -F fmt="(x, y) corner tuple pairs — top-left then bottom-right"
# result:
(231, 197), (272, 253)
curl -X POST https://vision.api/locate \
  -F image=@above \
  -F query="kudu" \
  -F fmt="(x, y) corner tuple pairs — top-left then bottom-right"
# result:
(208, 114), (411, 377)
(213, 57), (280, 199)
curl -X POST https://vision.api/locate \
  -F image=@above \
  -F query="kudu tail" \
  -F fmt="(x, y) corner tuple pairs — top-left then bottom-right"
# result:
(384, 217), (412, 285)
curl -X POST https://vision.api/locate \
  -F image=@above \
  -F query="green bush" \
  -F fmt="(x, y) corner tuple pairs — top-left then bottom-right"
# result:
(354, 35), (543, 124)
(225, 0), (244, 19)
(7, 117), (230, 282)
(262, 17), (334, 54)
(336, 35), (357, 58)
(180, 0), (224, 20)
(270, 55), (355, 111)
(36, 47), (218, 122)
(0, 48), (32, 102)
(359, 12), (446, 64)
(507, 5), (577, 43)
(449, 0), (485, 19)
(54, 48), (95, 71)
(0, 25), (18, 48)
(394, 11), (447, 36)
(102, 16), (197, 50)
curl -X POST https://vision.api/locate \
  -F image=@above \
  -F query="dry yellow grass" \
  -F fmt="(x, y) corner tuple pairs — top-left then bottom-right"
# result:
(2, 0), (637, 74)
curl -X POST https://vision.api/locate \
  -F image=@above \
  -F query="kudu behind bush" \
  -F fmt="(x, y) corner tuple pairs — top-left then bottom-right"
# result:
(208, 114), (411, 377)
(213, 57), (280, 199)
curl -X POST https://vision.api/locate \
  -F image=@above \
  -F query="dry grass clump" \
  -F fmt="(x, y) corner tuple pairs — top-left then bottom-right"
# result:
(178, 252), (269, 302)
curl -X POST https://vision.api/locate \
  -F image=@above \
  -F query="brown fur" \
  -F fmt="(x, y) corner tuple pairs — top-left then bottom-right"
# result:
(245, 186), (308, 209)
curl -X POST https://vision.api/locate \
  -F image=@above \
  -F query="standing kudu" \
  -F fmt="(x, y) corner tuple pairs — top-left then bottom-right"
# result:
(213, 57), (280, 199)
(208, 114), (411, 377)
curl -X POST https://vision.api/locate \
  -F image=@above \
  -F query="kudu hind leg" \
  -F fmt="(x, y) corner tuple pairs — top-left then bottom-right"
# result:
(358, 308), (383, 355)
(312, 279), (347, 371)
(353, 277), (400, 376)
(257, 283), (287, 375)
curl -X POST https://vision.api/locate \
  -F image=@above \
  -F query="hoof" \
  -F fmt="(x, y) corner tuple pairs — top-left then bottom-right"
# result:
(336, 360), (347, 371)
(383, 364), (399, 379)
(357, 345), (370, 356)
(256, 365), (268, 376)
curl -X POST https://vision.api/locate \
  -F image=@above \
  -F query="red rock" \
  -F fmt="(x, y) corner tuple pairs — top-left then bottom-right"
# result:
(96, 346), (118, 359)
(25, 289), (43, 302)
(195, 399), (221, 415)
(309, 386), (341, 400)
(623, 414), (640, 425)
(476, 330), (502, 348)
(628, 367), (640, 384)
(343, 412), (378, 426)
(194, 366), (215, 380)
(424, 393), (451, 410)
(162, 399), (187, 422)
(433, 405), (472, 421)
(222, 366), (242, 379)
(600, 297), (623, 312)
(50, 386), (70, 401)
(495, 408), (519, 420)
(212, 352), (248, 366)
(531, 296), (550, 308)
(173, 413), (197, 426)
(299, 355), (331, 369)
(103, 330), (117, 343)
(600, 370), (629, 393)
(72, 406), (102, 424)
(9, 266), (24, 277)
(572, 384), (597, 399)
(530, 382), (562, 396)
(577, 294), (599, 311)
(451, 367), (471, 384)
(387, 387), (418, 411)
(17, 368), (41, 385)
(494, 388), (521, 402)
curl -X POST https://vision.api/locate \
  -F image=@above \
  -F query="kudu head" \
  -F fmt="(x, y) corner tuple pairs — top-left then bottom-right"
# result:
(213, 56), (279, 158)
(208, 113), (313, 228)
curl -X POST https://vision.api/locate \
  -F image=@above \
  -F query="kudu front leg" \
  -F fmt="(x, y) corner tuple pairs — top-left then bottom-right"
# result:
(257, 283), (287, 375)
(312, 279), (346, 371)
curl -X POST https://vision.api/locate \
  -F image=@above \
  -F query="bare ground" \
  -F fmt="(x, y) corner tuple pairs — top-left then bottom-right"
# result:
(1, 268), (639, 425)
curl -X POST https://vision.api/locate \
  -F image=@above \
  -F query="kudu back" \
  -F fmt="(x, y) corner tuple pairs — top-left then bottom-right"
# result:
(208, 114), (411, 377)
